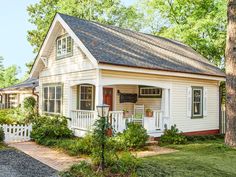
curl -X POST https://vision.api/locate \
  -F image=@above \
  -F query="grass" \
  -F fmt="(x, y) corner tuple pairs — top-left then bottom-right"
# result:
(61, 139), (236, 177)
(136, 139), (236, 177)
(0, 142), (8, 150)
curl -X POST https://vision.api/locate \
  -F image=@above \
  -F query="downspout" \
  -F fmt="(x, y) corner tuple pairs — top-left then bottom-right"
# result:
(32, 82), (39, 115)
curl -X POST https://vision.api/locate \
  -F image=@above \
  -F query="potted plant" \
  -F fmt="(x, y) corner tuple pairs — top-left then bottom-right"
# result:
(146, 108), (153, 117)
(123, 109), (129, 118)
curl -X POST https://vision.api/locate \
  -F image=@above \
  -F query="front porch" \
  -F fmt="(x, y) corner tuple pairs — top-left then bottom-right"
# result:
(68, 80), (171, 137)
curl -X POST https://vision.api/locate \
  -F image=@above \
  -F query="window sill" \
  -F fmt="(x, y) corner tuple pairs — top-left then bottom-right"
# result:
(56, 53), (73, 60)
(191, 116), (203, 119)
(42, 112), (62, 116)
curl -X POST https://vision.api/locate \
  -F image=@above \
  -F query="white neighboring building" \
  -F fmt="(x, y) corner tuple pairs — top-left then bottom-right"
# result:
(0, 78), (38, 109)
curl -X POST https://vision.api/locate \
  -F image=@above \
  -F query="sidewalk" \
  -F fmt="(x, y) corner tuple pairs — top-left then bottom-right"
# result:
(8, 141), (86, 171)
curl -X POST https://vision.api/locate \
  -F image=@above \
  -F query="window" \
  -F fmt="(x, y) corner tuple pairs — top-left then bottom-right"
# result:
(192, 87), (203, 118)
(78, 85), (94, 110)
(139, 86), (162, 98)
(56, 35), (73, 59)
(43, 85), (62, 113)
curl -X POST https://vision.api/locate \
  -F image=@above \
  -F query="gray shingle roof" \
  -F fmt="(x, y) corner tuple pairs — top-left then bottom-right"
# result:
(0, 78), (38, 91)
(60, 13), (225, 77)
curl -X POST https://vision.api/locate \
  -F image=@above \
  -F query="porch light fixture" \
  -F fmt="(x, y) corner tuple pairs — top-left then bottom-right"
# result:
(96, 104), (110, 117)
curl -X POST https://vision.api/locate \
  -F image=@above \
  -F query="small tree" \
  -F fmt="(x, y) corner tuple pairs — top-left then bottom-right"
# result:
(225, 0), (236, 147)
(23, 96), (37, 123)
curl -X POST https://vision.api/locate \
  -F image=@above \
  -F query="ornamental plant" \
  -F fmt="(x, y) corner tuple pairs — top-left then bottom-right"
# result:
(159, 124), (187, 145)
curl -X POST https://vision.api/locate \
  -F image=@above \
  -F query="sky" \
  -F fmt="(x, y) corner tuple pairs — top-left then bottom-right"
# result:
(0, 0), (136, 78)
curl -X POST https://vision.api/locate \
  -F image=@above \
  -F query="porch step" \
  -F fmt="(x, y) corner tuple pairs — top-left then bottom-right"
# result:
(146, 136), (158, 146)
(146, 140), (158, 146)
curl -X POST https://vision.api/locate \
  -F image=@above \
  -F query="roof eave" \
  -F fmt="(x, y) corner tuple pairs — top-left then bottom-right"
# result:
(98, 62), (226, 81)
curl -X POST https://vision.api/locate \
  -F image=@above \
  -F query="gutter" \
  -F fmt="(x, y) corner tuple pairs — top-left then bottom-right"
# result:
(32, 82), (39, 115)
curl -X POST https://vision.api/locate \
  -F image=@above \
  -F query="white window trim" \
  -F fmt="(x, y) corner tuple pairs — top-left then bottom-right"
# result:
(192, 87), (203, 118)
(78, 85), (94, 110)
(56, 35), (73, 59)
(139, 86), (162, 97)
(43, 84), (62, 114)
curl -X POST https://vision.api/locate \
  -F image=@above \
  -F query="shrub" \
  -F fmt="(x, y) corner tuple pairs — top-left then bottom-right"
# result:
(120, 123), (149, 149)
(0, 127), (4, 142)
(23, 96), (36, 110)
(31, 115), (73, 142)
(22, 96), (37, 122)
(56, 134), (93, 156)
(0, 109), (15, 124)
(61, 152), (138, 177)
(60, 161), (99, 177)
(110, 152), (138, 175)
(159, 125), (187, 145)
(186, 134), (224, 142)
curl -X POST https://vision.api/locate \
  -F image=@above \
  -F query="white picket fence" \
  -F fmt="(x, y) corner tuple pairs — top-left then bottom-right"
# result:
(0, 124), (32, 143)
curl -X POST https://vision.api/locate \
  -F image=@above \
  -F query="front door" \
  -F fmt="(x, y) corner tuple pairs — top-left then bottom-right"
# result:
(103, 88), (113, 111)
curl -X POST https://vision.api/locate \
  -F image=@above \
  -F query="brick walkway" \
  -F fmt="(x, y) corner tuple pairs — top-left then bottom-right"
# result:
(134, 145), (177, 158)
(8, 141), (176, 172)
(8, 141), (86, 171)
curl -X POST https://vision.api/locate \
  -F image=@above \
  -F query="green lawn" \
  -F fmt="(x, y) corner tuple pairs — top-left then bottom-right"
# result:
(137, 140), (236, 177)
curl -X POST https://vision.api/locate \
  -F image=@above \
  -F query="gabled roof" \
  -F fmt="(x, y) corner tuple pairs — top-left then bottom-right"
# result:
(0, 78), (38, 92)
(58, 13), (225, 78)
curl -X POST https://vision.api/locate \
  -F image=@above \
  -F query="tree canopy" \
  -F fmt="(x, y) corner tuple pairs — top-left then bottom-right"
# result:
(0, 57), (20, 88)
(142, 0), (227, 67)
(27, 0), (144, 53)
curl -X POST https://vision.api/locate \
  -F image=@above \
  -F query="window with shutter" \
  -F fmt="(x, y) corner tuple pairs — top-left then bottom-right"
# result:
(191, 87), (203, 118)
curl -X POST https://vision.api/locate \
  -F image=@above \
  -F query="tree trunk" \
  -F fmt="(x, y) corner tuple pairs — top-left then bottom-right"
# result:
(225, 0), (236, 147)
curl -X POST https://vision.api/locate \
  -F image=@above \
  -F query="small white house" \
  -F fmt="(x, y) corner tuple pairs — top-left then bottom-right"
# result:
(30, 13), (225, 137)
(0, 78), (38, 109)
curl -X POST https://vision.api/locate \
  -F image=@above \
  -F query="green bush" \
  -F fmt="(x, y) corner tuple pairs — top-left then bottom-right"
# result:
(120, 123), (149, 149)
(31, 115), (73, 142)
(159, 125), (187, 145)
(61, 152), (138, 177)
(60, 161), (100, 177)
(0, 127), (4, 142)
(0, 109), (15, 124)
(23, 96), (36, 110)
(54, 134), (93, 156)
(110, 152), (138, 175)
(186, 134), (224, 142)
(38, 137), (92, 156)
(22, 96), (37, 122)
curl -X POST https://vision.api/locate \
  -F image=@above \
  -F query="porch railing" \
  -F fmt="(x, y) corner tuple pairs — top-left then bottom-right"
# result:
(70, 110), (163, 135)
(70, 110), (96, 131)
(0, 103), (14, 110)
(109, 111), (126, 133)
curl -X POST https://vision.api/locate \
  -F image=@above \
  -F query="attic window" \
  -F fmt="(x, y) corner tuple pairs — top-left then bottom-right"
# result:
(56, 35), (73, 59)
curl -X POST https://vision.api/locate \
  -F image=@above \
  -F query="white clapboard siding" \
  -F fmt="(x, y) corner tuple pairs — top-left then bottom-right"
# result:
(0, 124), (32, 143)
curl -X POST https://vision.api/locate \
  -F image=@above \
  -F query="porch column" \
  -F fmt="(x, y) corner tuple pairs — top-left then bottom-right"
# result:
(95, 85), (103, 107)
(161, 88), (170, 128)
